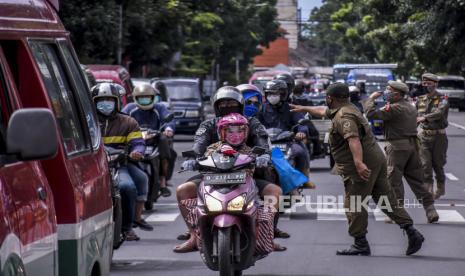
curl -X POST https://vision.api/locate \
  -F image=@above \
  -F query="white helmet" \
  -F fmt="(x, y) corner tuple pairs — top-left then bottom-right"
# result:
(133, 83), (158, 110)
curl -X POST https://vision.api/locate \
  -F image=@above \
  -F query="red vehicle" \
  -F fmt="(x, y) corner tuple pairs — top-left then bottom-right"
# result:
(0, 1), (113, 275)
(87, 64), (134, 106)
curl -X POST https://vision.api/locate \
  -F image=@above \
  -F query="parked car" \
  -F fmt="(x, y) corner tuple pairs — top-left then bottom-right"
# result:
(0, 1), (113, 275)
(436, 75), (465, 111)
(87, 64), (134, 106)
(158, 78), (206, 134)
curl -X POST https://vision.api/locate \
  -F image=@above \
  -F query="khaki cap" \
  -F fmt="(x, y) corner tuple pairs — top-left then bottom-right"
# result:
(422, 73), (439, 82)
(388, 80), (409, 94)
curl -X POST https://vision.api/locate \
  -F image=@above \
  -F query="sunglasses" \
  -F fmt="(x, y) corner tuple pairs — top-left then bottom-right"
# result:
(246, 100), (261, 107)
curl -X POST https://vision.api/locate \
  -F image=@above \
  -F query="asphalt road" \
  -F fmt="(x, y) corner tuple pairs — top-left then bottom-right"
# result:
(110, 109), (465, 276)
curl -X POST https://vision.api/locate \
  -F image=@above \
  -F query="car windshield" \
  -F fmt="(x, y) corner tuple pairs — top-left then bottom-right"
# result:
(164, 82), (200, 100)
(438, 80), (464, 90)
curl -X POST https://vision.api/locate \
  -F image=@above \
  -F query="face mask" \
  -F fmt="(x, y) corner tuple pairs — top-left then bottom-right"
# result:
(267, 95), (280, 105)
(325, 96), (333, 108)
(137, 96), (153, 106)
(426, 86), (435, 93)
(96, 100), (115, 116)
(218, 106), (240, 117)
(244, 104), (259, 117)
(225, 131), (246, 146)
(350, 93), (360, 102)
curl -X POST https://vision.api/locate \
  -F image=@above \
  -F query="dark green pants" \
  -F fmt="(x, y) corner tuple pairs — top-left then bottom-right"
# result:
(386, 140), (435, 208)
(419, 132), (448, 192)
(342, 159), (413, 238)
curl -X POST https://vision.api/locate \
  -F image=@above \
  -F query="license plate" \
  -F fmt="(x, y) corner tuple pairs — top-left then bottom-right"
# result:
(273, 144), (287, 152)
(204, 171), (247, 185)
(188, 122), (198, 127)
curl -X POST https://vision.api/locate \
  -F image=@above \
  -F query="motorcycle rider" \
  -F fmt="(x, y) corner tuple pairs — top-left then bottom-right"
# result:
(92, 83), (152, 241)
(258, 80), (312, 188)
(274, 73), (295, 102)
(349, 85), (364, 113)
(291, 80), (324, 158)
(236, 84), (263, 118)
(122, 83), (174, 197)
(174, 86), (288, 253)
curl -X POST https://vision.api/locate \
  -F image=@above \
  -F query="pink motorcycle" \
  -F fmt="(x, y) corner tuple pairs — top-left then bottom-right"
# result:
(182, 147), (274, 276)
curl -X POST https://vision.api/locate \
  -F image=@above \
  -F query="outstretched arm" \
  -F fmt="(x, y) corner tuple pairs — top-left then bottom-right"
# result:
(289, 104), (328, 118)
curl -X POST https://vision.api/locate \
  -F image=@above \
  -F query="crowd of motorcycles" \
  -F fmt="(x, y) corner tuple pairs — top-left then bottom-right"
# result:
(103, 80), (334, 276)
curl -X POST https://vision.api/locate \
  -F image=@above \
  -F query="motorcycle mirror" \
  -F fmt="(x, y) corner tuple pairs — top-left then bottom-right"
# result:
(251, 146), (266, 155)
(164, 113), (174, 123)
(182, 150), (196, 158)
(298, 118), (311, 125)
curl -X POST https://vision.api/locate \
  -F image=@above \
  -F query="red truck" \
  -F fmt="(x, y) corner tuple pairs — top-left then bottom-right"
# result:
(0, 1), (113, 275)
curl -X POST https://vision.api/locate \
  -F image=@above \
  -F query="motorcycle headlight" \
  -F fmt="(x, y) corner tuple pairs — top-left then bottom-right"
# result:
(205, 195), (223, 213)
(246, 200), (254, 211)
(227, 194), (246, 212)
(185, 110), (199, 117)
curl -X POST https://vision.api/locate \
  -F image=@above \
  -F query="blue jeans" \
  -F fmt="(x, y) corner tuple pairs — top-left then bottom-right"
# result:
(118, 163), (148, 232)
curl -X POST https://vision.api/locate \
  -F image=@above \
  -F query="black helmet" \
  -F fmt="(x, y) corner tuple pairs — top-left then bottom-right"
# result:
(274, 73), (295, 97)
(263, 80), (288, 102)
(212, 86), (244, 116)
(293, 80), (305, 95)
(91, 82), (123, 111)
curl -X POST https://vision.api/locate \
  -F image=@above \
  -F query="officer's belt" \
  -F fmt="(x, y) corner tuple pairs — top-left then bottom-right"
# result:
(385, 136), (417, 141)
(421, 129), (446, 135)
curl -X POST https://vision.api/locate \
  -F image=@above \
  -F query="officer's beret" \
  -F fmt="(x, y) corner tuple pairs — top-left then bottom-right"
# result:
(422, 73), (439, 82)
(326, 83), (349, 98)
(388, 80), (409, 94)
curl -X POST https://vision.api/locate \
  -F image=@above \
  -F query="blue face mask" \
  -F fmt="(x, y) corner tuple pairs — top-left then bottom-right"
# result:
(96, 100), (115, 116)
(244, 104), (259, 117)
(137, 96), (153, 106)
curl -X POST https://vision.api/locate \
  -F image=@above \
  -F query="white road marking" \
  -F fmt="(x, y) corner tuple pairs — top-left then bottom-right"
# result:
(449, 122), (465, 131)
(437, 210), (465, 223)
(316, 208), (347, 221)
(145, 212), (179, 222)
(446, 173), (459, 181)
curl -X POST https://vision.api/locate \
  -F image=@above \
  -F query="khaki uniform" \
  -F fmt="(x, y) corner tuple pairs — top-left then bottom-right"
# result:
(364, 98), (435, 208)
(327, 103), (413, 237)
(416, 92), (449, 194)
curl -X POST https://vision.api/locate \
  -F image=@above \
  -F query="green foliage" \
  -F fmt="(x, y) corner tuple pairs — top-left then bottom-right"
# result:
(59, 0), (280, 82)
(305, 0), (465, 77)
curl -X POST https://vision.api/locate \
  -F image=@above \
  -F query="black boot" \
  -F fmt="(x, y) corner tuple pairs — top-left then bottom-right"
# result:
(403, 225), (424, 255)
(273, 212), (290, 239)
(336, 236), (371, 256)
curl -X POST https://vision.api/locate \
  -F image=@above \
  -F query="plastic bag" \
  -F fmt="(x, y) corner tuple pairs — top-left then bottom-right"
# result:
(270, 147), (308, 194)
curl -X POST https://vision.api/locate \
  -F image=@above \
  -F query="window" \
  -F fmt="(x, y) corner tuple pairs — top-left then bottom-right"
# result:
(58, 41), (101, 150)
(30, 42), (87, 155)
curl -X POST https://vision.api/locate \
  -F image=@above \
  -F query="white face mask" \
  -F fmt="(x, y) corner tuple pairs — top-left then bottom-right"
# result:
(267, 95), (280, 105)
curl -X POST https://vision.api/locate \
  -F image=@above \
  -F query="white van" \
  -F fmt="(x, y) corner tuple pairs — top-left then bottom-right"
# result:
(437, 75), (465, 112)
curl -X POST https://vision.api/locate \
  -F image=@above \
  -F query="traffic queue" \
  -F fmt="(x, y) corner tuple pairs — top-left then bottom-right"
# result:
(0, 1), (452, 276)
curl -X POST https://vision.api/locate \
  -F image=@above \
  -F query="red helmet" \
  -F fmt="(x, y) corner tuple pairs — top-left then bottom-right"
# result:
(217, 113), (249, 146)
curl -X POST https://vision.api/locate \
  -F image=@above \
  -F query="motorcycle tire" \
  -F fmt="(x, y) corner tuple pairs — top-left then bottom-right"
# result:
(218, 227), (234, 276)
(112, 194), (124, 250)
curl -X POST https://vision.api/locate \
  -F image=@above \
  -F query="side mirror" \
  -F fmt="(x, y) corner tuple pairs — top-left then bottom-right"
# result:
(7, 108), (58, 161)
(164, 113), (174, 123)
(251, 146), (266, 155)
(298, 118), (311, 125)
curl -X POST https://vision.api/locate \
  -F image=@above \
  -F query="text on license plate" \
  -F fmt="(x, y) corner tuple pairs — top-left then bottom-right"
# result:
(273, 144), (287, 152)
(204, 172), (247, 185)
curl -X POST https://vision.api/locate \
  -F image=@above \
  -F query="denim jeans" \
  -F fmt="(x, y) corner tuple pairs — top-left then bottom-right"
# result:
(118, 163), (148, 232)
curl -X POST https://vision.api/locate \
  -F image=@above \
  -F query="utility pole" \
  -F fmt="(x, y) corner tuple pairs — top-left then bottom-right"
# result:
(117, 3), (123, 65)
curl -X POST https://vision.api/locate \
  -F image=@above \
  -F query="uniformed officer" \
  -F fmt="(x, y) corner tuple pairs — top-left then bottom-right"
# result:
(364, 80), (439, 223)
(290, 83), (424, 256)
(416, 73), (449, 199)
